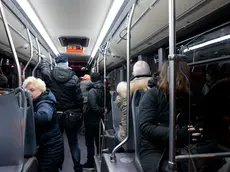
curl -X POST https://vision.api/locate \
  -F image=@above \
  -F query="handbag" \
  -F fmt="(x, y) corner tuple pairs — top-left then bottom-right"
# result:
(64, 109), (83, 128)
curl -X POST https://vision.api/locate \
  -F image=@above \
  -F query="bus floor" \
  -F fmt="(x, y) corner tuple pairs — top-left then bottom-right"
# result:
(62, 132), (94, 172)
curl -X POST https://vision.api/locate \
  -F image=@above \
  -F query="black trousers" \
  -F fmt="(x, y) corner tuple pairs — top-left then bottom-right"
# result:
(85, 124), (100, 162)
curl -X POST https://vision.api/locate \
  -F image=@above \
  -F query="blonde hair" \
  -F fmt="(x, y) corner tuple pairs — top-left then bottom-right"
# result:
(23, 76), (46, 92)
(116, 81), (127, 98)
(132, 61), (151, 77)
(158, 60), (190, 93)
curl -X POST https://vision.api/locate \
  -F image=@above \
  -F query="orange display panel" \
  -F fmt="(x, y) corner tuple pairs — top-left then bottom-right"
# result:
(66, 46), (83, 53)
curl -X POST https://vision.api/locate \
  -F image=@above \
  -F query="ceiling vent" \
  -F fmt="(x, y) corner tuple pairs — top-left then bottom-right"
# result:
(59, 36), (89, 47)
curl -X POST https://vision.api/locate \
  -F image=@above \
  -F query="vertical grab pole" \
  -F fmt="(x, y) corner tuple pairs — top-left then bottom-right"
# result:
(168, 0), (176, 171)
(49, 53), (53, 70)
(104, 42), (109, 121)
(110, 3), (136, 162)
(99, 42), (109, 160)
(23, 28), (33, 79)
(32, 38), (41, 76)
(97, 55), (100, 73)
(0, 0), (21, 87)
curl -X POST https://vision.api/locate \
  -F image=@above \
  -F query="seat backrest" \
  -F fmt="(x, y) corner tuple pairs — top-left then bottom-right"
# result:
(132, 89), (145, 172)
(111, 91), (122, 131)
(0, 88), (27, 171)
(123, 103), (135, 152)
(24, 91), (37, 157)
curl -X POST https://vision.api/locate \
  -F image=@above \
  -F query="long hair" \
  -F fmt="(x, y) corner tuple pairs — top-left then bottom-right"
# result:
(158, 60), (190, 93)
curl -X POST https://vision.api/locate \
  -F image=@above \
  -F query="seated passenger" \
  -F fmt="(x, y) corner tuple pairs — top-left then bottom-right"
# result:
(115, 61), (152, 145)
(130, 60), (152, 93)
(139, 61), (193, 172)
(202, 64), (221, 95)
(23, 77), (64, 172)
(114, 81), (127, 146)
(148, 71), (160, 89)
(0, 67), (8, 88)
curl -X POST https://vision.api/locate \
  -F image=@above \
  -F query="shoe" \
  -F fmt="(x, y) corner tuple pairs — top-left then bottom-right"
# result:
(83, 161), (94, 171)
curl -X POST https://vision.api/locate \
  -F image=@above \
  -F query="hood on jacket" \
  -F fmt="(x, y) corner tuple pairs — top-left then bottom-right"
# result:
(51, 67), (75, 83)
(148, 72), (160, 88)
(34, 89), (56, 105)
(91, 80), (104, 89)
(130, 76), (151, 94)
(81, 80), (93, 91)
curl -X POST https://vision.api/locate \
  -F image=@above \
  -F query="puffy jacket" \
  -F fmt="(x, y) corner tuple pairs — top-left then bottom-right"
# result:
(33, 89), (64, 170)
(80, 80), (92, 103)
(116, 95), (127, 142)
(116, 75), (151, 142)
(85, 81), (111, 126)
(139, 87), (190, 171)
(45, 67), (83, 111)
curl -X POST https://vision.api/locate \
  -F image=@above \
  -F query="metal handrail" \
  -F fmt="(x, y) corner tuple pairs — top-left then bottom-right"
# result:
(32, 38), (41, 76)
(168, 0), (177, 171)
(0, 0), (21, 88)
(99, 119), (106, 160)
(23, 28), (33, 79)
(110, 2), (136, 162)
(104, 42), (110, 125)
(49, 53), (53, 70)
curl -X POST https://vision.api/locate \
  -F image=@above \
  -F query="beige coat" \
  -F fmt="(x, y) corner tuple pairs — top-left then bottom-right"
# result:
(116, 76), (151, 142)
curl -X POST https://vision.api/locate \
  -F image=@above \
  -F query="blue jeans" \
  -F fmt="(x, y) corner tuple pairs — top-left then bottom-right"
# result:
(65, 125), (82, 171)
(114, 130), (120, 146)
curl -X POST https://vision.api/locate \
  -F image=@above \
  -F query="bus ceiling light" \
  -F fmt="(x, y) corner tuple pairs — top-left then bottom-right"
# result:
(183, 34), (230, 53)
(16, 0), (59, 56)
(89, 0), (124, 64)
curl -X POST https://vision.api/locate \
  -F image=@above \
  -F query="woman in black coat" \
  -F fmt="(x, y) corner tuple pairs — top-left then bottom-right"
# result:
(139, 61), (196, 172)
(23, 76), (64, 172)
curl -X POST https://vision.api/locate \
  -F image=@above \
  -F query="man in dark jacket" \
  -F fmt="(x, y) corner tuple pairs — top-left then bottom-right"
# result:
(40, 55), (83, 172)
(80, 74), (92, 135)
(83, 72), (111, 170)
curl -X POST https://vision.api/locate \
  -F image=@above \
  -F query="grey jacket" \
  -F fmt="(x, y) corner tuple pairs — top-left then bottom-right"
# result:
(80, 80), (92, 103)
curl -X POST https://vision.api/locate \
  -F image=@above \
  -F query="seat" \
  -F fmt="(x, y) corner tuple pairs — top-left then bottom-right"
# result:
(23, 91), (38, 172)
(131, 89), (146, 172)
(111, 91), (122, 132)
(0, 88), (27, 172)
(24, 91), (37, 156)
(101, 153), (139, 172)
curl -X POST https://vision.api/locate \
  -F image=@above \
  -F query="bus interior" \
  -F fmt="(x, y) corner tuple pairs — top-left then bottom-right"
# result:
(0, 0), (230, 172)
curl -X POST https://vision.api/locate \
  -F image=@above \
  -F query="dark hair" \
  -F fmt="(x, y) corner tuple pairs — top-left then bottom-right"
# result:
(91, 72), (101, 82)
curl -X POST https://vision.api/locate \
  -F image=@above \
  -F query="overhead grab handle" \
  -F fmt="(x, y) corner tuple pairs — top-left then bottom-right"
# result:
(0, 0), (21, 87)
(32, 38), (41, 76)
(23, 28), (34, 79)
(110, 2), (136, 163)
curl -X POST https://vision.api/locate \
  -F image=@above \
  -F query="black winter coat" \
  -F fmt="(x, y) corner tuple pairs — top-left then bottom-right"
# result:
(33, 89), (64, 171)
(85, 81), (111, 126)
(139, 87), (190, 171)
(45, 66), (83, 111)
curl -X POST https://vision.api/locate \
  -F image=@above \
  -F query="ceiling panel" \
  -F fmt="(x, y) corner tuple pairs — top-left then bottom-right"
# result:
(28, 0), (113, 58)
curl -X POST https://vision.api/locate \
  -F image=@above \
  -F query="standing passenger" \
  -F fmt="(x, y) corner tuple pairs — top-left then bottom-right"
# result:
(83, 72), (111, 170)
(23, 76), (64, 172)
(40, 55), (83, 172)
(80, 74), (92, 135)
